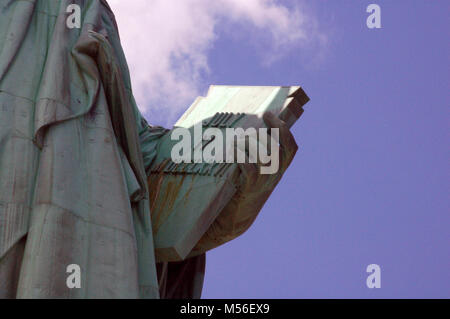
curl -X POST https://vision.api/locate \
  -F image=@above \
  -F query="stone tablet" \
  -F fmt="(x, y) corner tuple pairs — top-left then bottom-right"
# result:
(148, 85), (309, 262)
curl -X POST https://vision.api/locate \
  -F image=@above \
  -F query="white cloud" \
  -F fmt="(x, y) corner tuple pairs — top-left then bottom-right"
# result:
(107, 0), (325, 126)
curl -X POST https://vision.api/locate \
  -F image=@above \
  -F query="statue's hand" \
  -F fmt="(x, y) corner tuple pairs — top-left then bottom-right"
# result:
(237, 111), (298, 194)
(231, 111), (297, 216)
(263, 111), (299, 172)
(189, 111), (298, 256)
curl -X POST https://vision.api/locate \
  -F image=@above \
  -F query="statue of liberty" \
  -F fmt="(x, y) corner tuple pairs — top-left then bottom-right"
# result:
(0, 0), (300, 298)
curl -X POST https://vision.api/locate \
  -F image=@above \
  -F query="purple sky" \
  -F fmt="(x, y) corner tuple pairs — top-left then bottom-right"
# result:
(115, 0), (449, 298)
(197, 0), (449, 298)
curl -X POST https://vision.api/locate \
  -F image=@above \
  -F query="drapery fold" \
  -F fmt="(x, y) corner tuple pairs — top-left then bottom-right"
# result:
(0, 0), (159, 298)
(0, 0), (241, 299)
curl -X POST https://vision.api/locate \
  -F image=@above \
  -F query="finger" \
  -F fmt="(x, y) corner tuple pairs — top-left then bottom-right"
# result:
(232, 137), (260, 186)
(263, 112), (297, 151)
(235, 134), (260, 165)
(238, 162), (259, 190)
(263, 112), (298, 170)
(263, 112), (298, 172)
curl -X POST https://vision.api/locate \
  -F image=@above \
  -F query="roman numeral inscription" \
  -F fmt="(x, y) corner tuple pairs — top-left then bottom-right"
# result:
(150, 160), (233, 178)
(202, 112), (245, 128)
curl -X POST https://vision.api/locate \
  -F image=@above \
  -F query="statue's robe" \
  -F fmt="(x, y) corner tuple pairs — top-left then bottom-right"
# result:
(0, 0), (206, 298)
(0, 0), (269, 299)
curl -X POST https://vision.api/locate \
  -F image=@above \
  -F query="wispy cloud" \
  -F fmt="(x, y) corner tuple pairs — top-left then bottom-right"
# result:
(108, 0), (325, 125)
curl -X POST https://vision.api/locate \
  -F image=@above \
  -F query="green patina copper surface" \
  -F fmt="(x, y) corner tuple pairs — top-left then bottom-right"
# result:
(0, 0), (308, 299)
(149, 86), (309, 262)
(0, 0), (162, 298)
